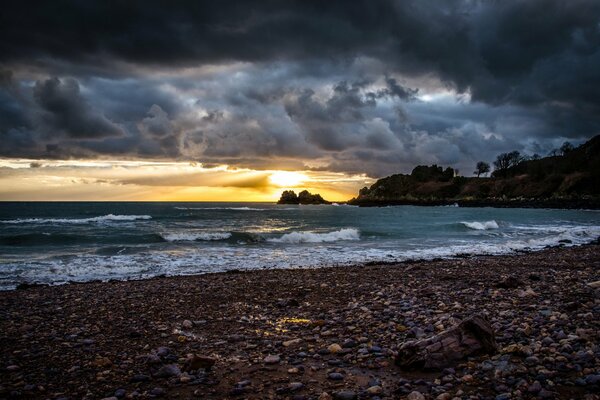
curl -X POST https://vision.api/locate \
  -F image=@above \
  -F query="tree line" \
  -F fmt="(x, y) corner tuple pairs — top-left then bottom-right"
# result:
(474, 141), (575, 178)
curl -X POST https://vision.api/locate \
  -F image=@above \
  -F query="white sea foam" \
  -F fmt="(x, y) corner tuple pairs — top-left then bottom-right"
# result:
(175, 206), (299, 211)
(3, 225), (599, 290)
(160, 232), (232, 242)
(461, 220), (499, 230)
(0, 214), (152, 224)
(176, 206), (266, 211)
(269, 228), (360, 243)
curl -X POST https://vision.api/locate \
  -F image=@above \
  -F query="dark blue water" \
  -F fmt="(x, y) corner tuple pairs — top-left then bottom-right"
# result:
(0, 202), (598, 289)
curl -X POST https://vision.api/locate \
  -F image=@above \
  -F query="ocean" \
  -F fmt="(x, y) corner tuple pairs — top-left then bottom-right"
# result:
(0, 202), (599, 290)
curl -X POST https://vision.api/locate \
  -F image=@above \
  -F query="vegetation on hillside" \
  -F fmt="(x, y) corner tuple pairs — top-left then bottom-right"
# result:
(350, 136), (600, 207)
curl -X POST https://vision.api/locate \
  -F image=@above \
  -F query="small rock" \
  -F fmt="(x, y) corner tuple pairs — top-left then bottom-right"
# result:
(154, 364), (181, 378)
(407, 391), (425, 400)
(149, 387), (166, 397)
(283, 339), (303, 347)
(264, 355), (281, 364)
(328, 372), (344, 381)
(333, 391), (357, 400)
(366, 385), (383, 395)
(184, 355), (216, 371)
(182, 320), (193, 329)
(289, 382), (304, 391)
(328, 343), (343, 354)
(528, 381), (542, 393)
(156, 347), (170, 357)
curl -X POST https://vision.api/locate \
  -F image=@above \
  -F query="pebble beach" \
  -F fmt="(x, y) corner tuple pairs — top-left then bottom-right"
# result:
(1, 243), (599, 400)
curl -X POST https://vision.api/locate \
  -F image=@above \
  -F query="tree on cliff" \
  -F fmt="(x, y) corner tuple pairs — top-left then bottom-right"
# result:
(560, 141), (574, 155)
(474, 161), (490, 177)
(493, 151), (523, 177)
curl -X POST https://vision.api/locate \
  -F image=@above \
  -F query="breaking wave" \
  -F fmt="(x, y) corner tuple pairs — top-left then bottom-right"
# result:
(461, 220), (499, 230)
(269, 228), (360, 243)
(160, 232), (232, 242)
(0, 214), (152, 225)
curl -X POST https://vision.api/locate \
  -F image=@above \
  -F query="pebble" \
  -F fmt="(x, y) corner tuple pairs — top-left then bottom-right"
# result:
(154, 364), (181, 378)
(328, 343), (343, 353)
(328, 372), (344, 381)
(407, 391), (425, 400)
(264, 354), (281, 364)
(333, 391), (357, 400)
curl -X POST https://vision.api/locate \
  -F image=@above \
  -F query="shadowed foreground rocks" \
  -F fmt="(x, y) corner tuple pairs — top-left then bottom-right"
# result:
(396, 315), (497, 370)
(0, 244), (599, 399)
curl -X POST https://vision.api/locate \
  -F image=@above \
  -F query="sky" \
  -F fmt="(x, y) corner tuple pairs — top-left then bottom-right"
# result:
(1, 0), (599, 201)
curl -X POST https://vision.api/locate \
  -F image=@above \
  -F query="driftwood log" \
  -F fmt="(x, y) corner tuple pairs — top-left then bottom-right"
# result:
(395, 315), (497, 370)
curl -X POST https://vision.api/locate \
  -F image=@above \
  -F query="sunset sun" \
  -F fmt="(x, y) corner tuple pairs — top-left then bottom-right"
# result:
(269, 171), (306, 187)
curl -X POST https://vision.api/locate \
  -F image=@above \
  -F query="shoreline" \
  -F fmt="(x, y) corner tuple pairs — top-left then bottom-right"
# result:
(7, 239), (599, 292)
(347, 199), (600, 210)
(1, 244), (599, 399)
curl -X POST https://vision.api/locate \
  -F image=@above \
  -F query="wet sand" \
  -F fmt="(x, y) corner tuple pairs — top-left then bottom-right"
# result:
(1, 243), (599, 400)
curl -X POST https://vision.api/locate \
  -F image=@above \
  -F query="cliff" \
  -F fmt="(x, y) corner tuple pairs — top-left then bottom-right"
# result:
(349, 135), (600, 208)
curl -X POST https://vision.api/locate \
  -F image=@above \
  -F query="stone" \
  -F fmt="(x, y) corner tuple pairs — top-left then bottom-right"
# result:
(395, 314), (497, 370)
(289, 382), (304, 391)
(264, 354), (281, 364)
(328, 372), (344, 381)
(407, 391), (425, 400)
(495, 276), (521, 288)
(92, 356), (112, 368)
(182, 320), (193, 329)
(154, 364), (181, 378)
(183, 355), (216, 371)
(131, 374), (151, 382)
(333, 391), (357, 400)
(328, 343), (343, 353)
(319, 393), (333, 400)
(283, 338), (303, 347)
(366, 385), (383, 395)
(587, 281), (600, 288)
(149, 387), (166, 397)
(156, 347), (170, 357)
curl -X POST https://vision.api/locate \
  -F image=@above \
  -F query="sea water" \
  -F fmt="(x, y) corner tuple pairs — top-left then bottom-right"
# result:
(0, 202), (599, 289)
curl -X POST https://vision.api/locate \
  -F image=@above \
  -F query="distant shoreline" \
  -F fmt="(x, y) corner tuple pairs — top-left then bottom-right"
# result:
(347, 198), (600, 210)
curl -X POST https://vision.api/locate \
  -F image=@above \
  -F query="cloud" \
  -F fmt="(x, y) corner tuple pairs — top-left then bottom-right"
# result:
(33, 77), (125, 138)
(0, 1), (599, 179)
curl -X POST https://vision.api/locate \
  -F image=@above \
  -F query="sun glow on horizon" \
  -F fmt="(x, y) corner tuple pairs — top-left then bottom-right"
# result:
(268, 171), (307, 188)
(0, 158), (371, 202)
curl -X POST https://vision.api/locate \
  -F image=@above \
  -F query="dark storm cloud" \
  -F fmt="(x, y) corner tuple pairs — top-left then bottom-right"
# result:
(33, 77), (125, 138)
(0, 0), (599, 177)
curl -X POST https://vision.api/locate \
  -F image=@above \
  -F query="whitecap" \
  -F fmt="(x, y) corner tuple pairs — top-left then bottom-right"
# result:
(461, 220), (499, 230)
(269, 228), (360, 243)
(0, 214), (152, 224)
(160, 232), (232, 242)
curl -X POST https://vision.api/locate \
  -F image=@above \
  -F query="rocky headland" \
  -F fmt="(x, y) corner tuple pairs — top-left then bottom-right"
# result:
(349, 136), (600, 209)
